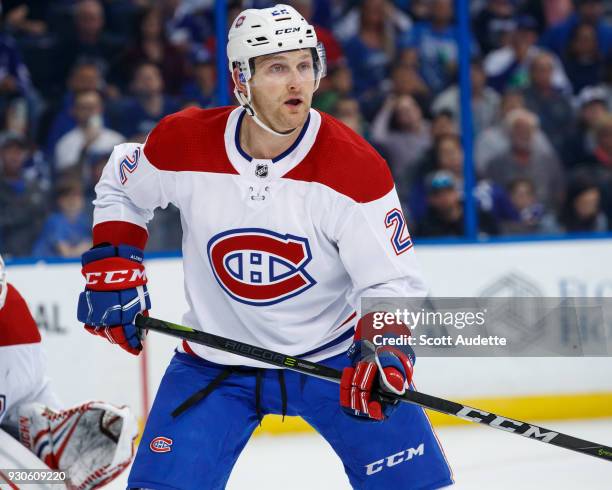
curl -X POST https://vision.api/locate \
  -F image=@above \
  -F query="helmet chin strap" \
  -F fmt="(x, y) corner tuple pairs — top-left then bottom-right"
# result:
(234, 83), (298, 138)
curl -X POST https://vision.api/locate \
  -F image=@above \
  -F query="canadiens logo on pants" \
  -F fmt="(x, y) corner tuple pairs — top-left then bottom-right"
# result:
(207, 228), (316, 306)
(150, 436), (173, 453)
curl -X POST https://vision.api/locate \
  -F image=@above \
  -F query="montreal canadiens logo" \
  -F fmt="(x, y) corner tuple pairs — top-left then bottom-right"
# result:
(150, 436), (173, 453)
(207, 228), (316, 306)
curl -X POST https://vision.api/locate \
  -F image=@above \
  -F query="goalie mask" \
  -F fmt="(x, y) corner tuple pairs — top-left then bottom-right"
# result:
(0, 254), (7, 310)
(227, 4), (326, 136)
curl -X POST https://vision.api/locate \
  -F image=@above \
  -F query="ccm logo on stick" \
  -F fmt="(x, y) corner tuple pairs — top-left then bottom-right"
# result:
(456, 407), (559, 442)
(150, 437), (173, 453)
(207, 228), (316, 306)
(85, 269), (146, 286)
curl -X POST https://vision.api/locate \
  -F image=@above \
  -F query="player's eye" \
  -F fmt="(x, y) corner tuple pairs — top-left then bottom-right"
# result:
(269, 64), (287, 74)
(298, 62), (313, 73)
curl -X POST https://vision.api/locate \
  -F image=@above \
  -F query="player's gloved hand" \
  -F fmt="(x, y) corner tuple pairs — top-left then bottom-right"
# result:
(340, 316), (415, 421)
(77, 244), (150, 355)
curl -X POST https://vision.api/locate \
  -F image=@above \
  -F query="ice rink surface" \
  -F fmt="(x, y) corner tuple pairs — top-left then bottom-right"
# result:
(104, 417), (612, 490)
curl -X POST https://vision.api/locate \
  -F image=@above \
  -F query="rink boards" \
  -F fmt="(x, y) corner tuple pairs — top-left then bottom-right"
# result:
(5, 237), (612, 434)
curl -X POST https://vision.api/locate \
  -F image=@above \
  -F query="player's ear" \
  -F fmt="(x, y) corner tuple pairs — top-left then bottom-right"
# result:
(232, 67), (247, 96)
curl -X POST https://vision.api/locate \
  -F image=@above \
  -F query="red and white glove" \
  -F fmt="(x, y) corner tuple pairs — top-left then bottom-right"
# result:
(340, 314), (415, 421)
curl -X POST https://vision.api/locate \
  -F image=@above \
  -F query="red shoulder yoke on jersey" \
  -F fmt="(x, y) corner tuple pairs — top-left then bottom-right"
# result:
(0, 283), (41, 346)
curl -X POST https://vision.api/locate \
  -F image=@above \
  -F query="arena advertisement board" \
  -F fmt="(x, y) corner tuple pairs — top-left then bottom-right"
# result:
(5, 238), (612, 423)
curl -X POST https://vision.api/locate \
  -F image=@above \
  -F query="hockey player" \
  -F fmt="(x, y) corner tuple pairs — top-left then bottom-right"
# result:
(77, 4), (454, 489)
(0, 254), (138, 489)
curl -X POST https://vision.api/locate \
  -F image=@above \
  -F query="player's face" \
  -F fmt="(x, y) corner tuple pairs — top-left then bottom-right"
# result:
(250, 50), (315, 132)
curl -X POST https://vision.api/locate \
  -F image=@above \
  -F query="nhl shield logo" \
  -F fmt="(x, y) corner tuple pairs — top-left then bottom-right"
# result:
(207, 228), (316, 306)
(255, 163), (268, 178)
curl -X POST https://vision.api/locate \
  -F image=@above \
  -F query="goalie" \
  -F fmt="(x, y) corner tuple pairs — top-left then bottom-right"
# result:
(0, 254), (137, 489)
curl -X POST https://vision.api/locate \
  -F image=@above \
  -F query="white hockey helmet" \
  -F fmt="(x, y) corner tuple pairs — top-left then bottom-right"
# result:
(227, 4), (326, 136)
(0, 254), (7, 310)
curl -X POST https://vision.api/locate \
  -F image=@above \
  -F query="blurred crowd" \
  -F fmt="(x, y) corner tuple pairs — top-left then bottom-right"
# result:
(0, 0), (611, 257)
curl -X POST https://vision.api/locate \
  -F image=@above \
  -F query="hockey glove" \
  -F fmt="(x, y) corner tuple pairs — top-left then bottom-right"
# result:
(77, 244), (150, 355)
(340, 315), (415, 421)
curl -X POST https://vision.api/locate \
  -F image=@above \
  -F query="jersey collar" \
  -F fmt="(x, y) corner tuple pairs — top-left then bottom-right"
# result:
(224, 107), (321, 180)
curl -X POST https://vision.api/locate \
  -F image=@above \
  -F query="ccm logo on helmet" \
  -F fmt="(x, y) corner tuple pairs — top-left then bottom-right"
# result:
(207, 228), (316, 306)
(275, 27), (301, 34)
(85, 269), (146, 286)
(150, 436), (173, 453)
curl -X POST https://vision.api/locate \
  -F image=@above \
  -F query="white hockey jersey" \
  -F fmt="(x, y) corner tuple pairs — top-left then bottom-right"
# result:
(93, 106), (427, 366)
(0, 283), (58, 427)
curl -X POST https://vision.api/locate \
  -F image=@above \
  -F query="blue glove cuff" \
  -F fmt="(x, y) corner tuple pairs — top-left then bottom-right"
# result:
(82, 244), (144, 266)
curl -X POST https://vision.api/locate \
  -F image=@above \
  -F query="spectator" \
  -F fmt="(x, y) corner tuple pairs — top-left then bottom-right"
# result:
(0, 31), (34, 101)
(333, 0), (411, 44)
(83, 150), (110, 203)
(540, 0), (612, 58)
(562, 22), (605, 94)
(432, 58), (500, 136)
(160, 0), (212, 52)
(54, 0), (123, 89)
(360, 62), (431, 122)
(32, 177), (92, 258)
(146, 205), (183, 252)
(108, 62), (180, 141)
(485, 108), (565, 211)
(370, 95), (431, 198)
(406, 0), (430, 23)
(313, 63), (354, 114)
(472, 0), (517, 54)
(551, 172), (609, 232)
(111, 6), (189, 95)
(54, 90), (124, 172)
(399, 0), (460, 94)
(430, 109), (459, 139)
(181, 50), (218, 109)
(603, 57), (612, 110)
(288, 0), (344, 70)
(501, 177), (548, 234)
(485, 15), (571, 93)
(583, 112), (612, 168)
(43, 61), (107, 155)
(342, 0), (407, 97)
(331, 97), (366, 137)
(0, 31), (41, 138)
(522, 51), (575, 151)
(563, 86), (609, 166)
(2, 2), (50, 38)
(476, 89), (556, 171)
(581, 113), (612, 219)
(415, 170), (499, 237)
(0, 133), (47, 256)
(410, 133), (515, 224)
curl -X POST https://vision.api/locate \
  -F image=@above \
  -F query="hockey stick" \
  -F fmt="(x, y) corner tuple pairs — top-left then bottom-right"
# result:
(134, 313), (612, 463)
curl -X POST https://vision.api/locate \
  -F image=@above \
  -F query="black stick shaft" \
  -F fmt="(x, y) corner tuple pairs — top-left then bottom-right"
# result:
(135, 314), (612, 463)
